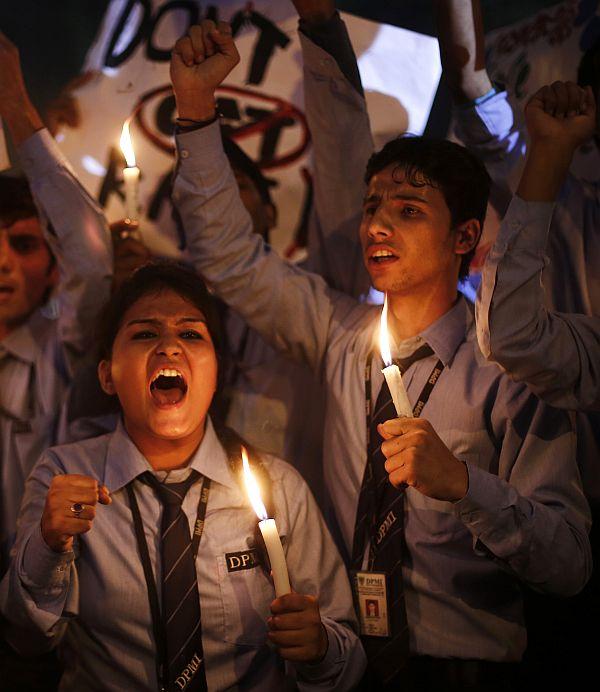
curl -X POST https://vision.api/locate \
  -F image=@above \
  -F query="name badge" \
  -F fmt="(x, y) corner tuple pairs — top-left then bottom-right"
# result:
(353, 571), (390, 637)
(225, 549), (260, 572)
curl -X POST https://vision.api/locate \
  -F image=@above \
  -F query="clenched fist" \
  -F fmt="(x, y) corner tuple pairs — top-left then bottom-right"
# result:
(170, 20), (240, 122)
(41, 474), (112, 553)
(268, 592), (328, 663)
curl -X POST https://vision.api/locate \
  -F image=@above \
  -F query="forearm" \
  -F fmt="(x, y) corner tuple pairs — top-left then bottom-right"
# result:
(435, 0), (492, 103)
(456, 464), (591, 596)
(516, 140), (574, 202)
(172, 122), (333, 370)
(18, 129), (112, 354)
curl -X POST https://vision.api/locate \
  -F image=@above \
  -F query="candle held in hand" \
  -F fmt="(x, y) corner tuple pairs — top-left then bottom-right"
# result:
(380, 295), (413, 418)
(241, 447), (291, 597)
(120, 119), (140, 221)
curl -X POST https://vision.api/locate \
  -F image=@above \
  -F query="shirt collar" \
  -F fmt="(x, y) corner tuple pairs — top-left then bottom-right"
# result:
(104, 417), (237, 493)
(418, 296), (468, 367)
(0, 322), (39, 364)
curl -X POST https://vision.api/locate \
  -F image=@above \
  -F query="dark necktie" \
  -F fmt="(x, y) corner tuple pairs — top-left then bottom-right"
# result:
(143, 471), (208, 692)
(352, 343), (434, 685)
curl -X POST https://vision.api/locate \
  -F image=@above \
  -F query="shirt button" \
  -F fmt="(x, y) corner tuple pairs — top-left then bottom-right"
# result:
(180, 150), (189, 159)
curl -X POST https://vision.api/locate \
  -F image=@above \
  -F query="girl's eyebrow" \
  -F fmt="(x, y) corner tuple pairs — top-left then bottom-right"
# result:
(125, 317), (206, 327)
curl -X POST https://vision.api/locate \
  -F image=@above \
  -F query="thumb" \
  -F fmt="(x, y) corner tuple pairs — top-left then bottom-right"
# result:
(210, 28), (238, 59)
(98, 485), (112, 505)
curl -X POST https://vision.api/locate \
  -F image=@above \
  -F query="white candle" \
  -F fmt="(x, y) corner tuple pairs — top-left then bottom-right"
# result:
(120, 119), (140, 221)
(241, 447), (291, 597)
(123, 165), (140, 221)
(380, 294), (413, 418)
(258, 518), (291, 597)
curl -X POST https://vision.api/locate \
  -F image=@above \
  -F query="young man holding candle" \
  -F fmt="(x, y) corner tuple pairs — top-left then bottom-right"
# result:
(0, 262), (366, 691)
(0, 30), (112, 690)
(168, 22), (591, 691)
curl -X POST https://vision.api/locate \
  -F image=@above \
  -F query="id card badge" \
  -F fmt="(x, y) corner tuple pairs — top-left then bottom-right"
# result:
(353, 571), (390, 637)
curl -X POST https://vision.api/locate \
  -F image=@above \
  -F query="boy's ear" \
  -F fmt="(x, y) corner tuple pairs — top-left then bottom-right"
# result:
(454, 218), (481, 257)
(98, 360), (116, 395)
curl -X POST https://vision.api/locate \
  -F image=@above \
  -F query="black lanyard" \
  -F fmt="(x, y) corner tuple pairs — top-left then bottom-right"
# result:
(126, 476), (211, 691)
(362, 351), (444, 568)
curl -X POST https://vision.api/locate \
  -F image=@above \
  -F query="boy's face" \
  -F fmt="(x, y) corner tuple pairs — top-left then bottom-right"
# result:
(233, 168), (275, 241)
(0, 216), (58, 339)
(359, 164), (473, 296)
(98, 289), (217, 445)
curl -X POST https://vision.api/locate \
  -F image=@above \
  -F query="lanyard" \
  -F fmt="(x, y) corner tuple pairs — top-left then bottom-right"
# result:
(362, 351), (445, 568)
(126, 476), (211, 691)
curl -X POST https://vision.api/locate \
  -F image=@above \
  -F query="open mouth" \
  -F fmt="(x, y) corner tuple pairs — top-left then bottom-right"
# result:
(0, 286), (16, 302)
(149, 368), (188, 406)
(368, 248), (398, 265)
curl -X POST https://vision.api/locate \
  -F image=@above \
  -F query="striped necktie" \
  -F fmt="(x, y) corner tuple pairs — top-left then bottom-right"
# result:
(352, 343), (433, 685)
(143, 471), (208, 692)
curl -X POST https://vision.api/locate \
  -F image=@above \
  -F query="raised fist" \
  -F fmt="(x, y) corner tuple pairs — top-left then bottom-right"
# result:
(170, 20), (240, 121)
(525, 81), (596, 151)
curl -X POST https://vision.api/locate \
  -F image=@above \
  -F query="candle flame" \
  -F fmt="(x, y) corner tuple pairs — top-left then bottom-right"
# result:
(119, 118), (136, 168)
(379, 293), (392, 367)
(241, 446), (268, 521)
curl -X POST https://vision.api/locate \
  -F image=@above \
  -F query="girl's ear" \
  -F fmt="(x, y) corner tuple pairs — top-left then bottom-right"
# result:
(98, 359), (116, 395)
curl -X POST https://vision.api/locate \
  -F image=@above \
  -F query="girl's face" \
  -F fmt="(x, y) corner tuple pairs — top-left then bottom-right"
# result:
(98, 289), (218, 445)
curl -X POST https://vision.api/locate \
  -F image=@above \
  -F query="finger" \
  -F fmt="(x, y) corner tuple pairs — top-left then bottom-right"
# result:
(172, 36), (195, 67)
(565, 81), (585, 117)
(52, 474), (99, 489)
(550, 81), (569, 118)
(276, 645), (313, 662)
(209, 24), (239, 62)
(200, 19), (217, 57)
(98, 485), (112, 505)
(270, 593), (314, 615)
(583, 85), (597, 118)
(537, 85), (557, 115)
(380, 430), (424, 459)
(217, 21), (233, 36)
(68, 518), (94, 535)
(110, 219), (139, 234)
(49, 488), (100, 507)
(378, 416), (426, 439)
(269, 611), (315, 631)
(388, 464), (411, 489)
(64, 503), (96, 521)
(268, 629), (311, 647)
(188, 25), (207, 63)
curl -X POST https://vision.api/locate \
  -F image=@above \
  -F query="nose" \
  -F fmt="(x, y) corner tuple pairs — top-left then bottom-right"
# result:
(366, 207), (393, 242)
(155, 332), (182, 357)
(0, 230), (16, 274)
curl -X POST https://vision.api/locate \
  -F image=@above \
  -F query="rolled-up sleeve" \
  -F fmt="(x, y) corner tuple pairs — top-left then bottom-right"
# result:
(455, 384), (592, 596)
(18, 129), (113, 360)
(476, 195), (600, 410)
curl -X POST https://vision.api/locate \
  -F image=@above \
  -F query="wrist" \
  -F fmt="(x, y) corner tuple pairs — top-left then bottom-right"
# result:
(449, 459), (469, 502)
(175, 91), (216, 122)
(312, 623), (329, 663)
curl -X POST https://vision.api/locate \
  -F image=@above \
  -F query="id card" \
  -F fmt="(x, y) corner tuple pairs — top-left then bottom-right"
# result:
(353, 571), (389, 637)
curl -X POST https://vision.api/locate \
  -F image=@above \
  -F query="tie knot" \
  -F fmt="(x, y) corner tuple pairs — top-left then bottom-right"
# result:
(393, 343), (434, 374)
(141, 470), (200, 507)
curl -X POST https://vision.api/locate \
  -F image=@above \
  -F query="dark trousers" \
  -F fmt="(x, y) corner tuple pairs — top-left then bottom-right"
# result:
(358, 657), (516, 691)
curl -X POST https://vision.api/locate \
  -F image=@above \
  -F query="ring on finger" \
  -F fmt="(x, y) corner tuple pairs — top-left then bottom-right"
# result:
(70, 502), (85, 517)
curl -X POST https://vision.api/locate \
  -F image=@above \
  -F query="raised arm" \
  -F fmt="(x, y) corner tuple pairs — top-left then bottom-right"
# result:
(293, 1), (372, 297)
(476, 81), (600, 411)
(435, 0), (524, 201)
(170, 22), (357, 372)
(0, 31), (112, 360)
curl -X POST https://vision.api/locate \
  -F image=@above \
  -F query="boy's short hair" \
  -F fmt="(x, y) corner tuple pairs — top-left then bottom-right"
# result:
(96, 260), (223, 361)
(222, 135), (275, 207)
(0, 175), (39, 226)
(364, 136), (491, 280)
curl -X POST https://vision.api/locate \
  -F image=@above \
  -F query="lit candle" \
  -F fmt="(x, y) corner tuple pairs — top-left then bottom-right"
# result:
(241, 447), (291, 597)
(379, 294), (413, 418)
(119, 118), (140, 221)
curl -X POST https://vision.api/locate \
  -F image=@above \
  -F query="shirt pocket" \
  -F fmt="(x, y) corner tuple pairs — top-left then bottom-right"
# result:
(215, 552), (275, 647)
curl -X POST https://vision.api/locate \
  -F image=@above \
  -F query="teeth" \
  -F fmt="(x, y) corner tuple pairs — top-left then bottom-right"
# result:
(152, 368), (182, 383)
(372, 250), (394, 258)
